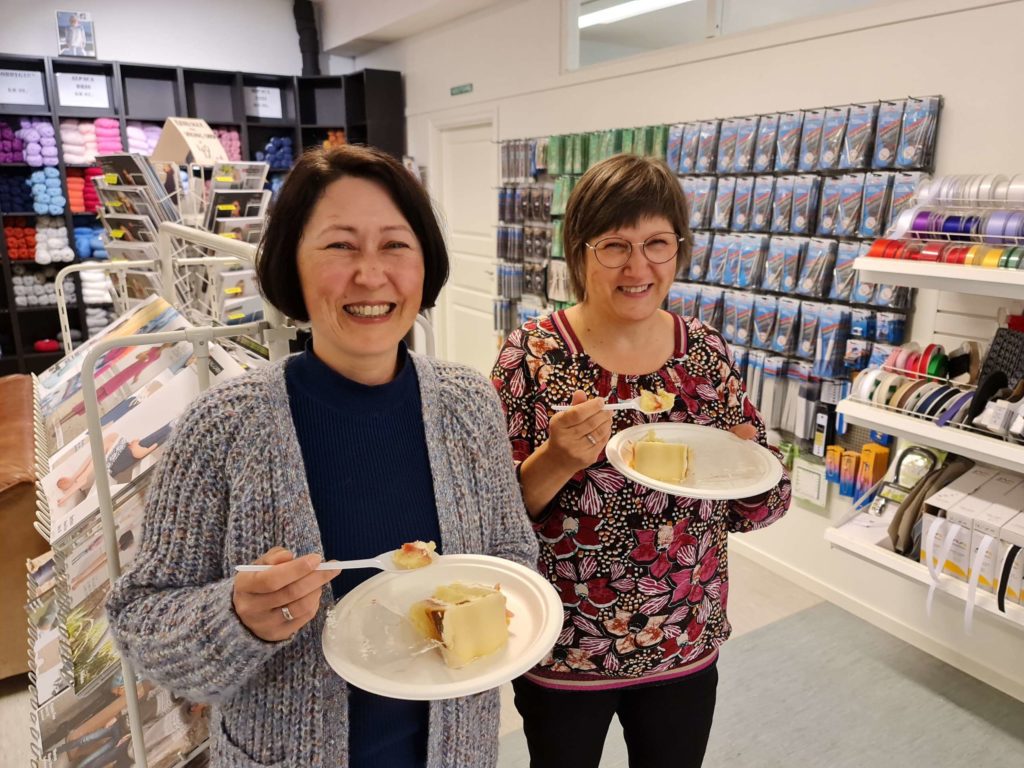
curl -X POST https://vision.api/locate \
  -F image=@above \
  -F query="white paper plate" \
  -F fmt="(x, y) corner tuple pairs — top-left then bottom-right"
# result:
(605, 423), (784, 500)
(321, 554), (561, 701)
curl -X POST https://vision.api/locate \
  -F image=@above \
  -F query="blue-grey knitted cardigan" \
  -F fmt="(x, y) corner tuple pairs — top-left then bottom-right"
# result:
(107, 352), (539, 768)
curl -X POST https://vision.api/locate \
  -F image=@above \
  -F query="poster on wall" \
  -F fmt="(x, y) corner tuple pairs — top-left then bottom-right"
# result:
(55, 11), (97, 58)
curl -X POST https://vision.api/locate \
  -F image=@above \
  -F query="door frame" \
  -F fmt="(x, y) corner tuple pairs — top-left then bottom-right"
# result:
(427, 106), (499, 360)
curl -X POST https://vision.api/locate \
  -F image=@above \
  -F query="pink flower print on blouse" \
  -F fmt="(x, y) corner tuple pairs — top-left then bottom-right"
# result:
(629, 520), (697, 579)
(669, 531), (721, 615)
(553, 557), (618, 619)
(542, 647), (599, 674)
(539, 512), (602, 560)
(605, 603), (692, 656)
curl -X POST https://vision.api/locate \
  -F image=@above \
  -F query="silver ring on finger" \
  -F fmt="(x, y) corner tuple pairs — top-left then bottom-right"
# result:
(585, 432), (597, 446)
(281, 605), (295, 622)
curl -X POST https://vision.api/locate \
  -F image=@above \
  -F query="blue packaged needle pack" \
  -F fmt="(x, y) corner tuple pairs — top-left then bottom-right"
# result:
(708, 235), (730, 284)
(775, 111), (803, 173)
(688, 231), (713, 282)
(840, 104), (878, 170)
(817, 176), (843, 236)
(733, 116), (759, 174)
(782, 237), (807, 294)
(859, 172), (892, 238)
(679, 122), (701, 174)
(750, 176), (775, 233)
(696, 120), (721, 173)
(678, 283), (701, 317)
(773, 297), (801, 355)
(836, 173), (866, 237)
(699, 286), (725, 328)
(798, 301), (822, 359)
(830, 241), (860, 301)
(717, 119), (739, 174)
(723, 235), (743, 287)
(753, 295), (779, 350)
(761, 237), (785, 292)
(791, 175), (821, 235)
(798, 238), (837, 298)
(731, 176), (755, 231)
(798, 109), (825, 172)
(723, 290), (738, 342)
(734, 291), (755, 346)
(887, 171), (925, 231)
(851, 243), (876, 304)
(872, 100), (905, 169)
(896, 96), (940, 170)
(771, 175), (796, 233)
(713, 176), (737, 231)
(819, 106), (849, 171)
(754, 114), (779, 173)
(666, 124), (684, 172)
(736, 234), (767, 288)
(814, 305), (851, 379)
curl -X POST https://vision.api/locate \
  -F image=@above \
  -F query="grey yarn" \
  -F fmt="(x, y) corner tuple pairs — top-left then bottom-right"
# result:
(108, 353), (539, 767)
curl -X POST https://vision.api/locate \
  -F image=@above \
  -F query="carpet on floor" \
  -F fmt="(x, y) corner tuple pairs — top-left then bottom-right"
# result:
(499, 602), (1024, 767)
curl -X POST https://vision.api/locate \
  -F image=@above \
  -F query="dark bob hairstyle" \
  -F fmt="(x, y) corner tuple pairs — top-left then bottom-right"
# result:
(256, 145), (449, 322)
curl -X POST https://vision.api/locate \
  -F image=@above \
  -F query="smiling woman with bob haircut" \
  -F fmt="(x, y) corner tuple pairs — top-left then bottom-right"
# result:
(108, 145), (538, 768)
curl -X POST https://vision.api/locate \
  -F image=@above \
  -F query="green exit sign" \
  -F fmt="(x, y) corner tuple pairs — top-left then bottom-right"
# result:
(450, 83), (473, 96)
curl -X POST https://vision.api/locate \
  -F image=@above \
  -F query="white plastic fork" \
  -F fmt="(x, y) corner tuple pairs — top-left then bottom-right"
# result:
(235, 550), (433, 573)
(551, 396), (672, 414)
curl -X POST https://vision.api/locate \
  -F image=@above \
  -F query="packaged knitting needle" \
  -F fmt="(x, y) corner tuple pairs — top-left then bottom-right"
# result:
(816, 176), (843, 236)
(773, 297), (801, 355)
(859, 172), (892, 238)
(699, 286), (725, 329)
(840, 104), (878, 170)
(652, 124), (669, 161)
(679, 282), (701, 317)
(896, 96), (940, 170)
(754, 114), (780, 173)
(688, 231), (713, 281)
(666, 124), (685, 172)
(696, 120), (721, 173)
(753, 295), (779, 350)
(875, 284), (911, 310)
(798, 301), (823, 359)
(731, 345), (750, 379)
(798, 109), (825, 172)
(749, 176), (775, 233)
(775, 111), (803, 173)
(875, 312), (905, 345)
(723, 235), (743, 287)
(887, 172), (925, 231)
(830, 241), (860, 301)
(782, 237), (806, 294)
(690, 176), (717, 229)
(707, 235), (730, 284)
(668, 283), (685, 315)
(798, 238), (837, 297)
(814, 305), (851, 379)
(737, 234), (767, 289)
(679, 122), (701, 174)
(733, 116), (759, 173)
(761, 237), (786, 292)
(723, 290), (738, 342)
(836, 173), (866, 237)
(868, 342), (895, 369)
(734, 291), (755, 346)
(771, 175), (795, 233)
(818, 106), (849, 170)
(849, 307), (876, 340)
(731, 176), (754, 231)
(790, 175), (820, 235)
(717, 118), (739, 174)
(872, 100), (905, 169)
(845, 338), (872, 372)
(713, 176), (736, 230)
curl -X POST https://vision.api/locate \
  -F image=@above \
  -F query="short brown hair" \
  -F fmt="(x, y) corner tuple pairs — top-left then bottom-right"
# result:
(563, 154), (691, 301)
(257, 145), (449, 321)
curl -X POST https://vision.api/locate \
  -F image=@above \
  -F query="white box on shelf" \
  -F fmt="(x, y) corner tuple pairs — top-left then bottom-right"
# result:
(998, 514), (1024, 605)
(970, 484), (1023, 593)
(924, 465), (999, 512)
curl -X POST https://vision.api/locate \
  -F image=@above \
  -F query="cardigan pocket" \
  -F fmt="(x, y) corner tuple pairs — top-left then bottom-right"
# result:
(214, 710), (288, 767)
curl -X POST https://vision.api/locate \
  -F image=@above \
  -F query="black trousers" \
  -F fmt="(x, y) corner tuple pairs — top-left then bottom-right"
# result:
(512, 663), (718, 768)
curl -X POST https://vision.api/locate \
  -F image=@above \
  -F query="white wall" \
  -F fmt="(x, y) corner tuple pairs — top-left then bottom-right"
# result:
(0, 0), (303, 75)
(355, 0), (1024, 702)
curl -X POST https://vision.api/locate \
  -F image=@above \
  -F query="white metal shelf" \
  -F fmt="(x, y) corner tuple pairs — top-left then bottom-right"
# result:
(835, 399), (1024, 474)
(824, 522), (1024, 629)
(853, 257), (1024, 300)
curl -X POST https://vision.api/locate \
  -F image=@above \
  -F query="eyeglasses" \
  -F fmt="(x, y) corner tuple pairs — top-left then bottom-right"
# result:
(585, 232), (683, 269)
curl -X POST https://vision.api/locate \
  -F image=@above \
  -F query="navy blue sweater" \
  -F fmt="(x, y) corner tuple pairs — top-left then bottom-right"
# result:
(286, 342), (441, 768)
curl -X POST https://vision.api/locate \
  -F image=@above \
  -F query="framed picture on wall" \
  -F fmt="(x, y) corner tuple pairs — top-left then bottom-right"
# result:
(55, 11), (97, 58)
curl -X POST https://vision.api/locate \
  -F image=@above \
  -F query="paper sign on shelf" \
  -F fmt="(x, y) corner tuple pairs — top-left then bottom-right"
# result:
(55, 72), (109, 109)
(243, 86), (283, 119)
(0, 69), (46, 106)
(150, 117), (229, 167)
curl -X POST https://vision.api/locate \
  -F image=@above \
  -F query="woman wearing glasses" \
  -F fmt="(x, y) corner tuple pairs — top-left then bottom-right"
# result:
(492, 154), (790, 768)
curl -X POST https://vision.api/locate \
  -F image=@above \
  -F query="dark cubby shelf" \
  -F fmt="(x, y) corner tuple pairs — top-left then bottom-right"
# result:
(1, 53), (404, 374)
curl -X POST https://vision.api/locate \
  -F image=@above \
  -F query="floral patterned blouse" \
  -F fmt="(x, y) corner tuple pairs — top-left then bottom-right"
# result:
(492, 310), (791, 690)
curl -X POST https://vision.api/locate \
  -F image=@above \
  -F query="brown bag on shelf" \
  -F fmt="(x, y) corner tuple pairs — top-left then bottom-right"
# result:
(0, 374), (50, 680)
(887, 455), (975, 556)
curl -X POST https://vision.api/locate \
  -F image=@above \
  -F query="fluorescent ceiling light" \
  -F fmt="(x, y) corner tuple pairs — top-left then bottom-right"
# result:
(578, 0), (697, 29)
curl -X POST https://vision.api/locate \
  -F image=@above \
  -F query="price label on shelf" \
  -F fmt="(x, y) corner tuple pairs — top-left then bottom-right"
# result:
(243, 86), (283, 119)
(0, 68), (46, 106)
(55, 72), (110, 109)
(150, 117), (228, 167)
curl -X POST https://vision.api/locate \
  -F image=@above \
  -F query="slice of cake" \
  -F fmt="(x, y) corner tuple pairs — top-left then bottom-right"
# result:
(392, 540), (437, 570)
(630, 430), (691, 484)
(408, 582), (509, 668)
(638, 387), (676, 414)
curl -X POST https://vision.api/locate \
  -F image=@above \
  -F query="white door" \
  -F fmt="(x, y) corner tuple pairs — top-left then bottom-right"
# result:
(435, 120), (499, 376)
